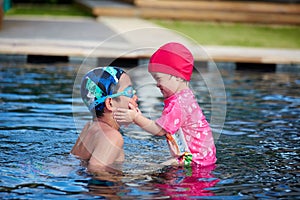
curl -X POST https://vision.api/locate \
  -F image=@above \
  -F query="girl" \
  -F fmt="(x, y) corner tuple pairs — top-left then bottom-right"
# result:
(114, 42), (216, 167)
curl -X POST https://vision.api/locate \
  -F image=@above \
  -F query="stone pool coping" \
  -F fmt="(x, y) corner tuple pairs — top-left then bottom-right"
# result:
(0, 16), (299, 65)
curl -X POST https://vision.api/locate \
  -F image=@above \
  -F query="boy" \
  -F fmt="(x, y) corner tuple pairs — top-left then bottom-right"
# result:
(71, 66), (138, 173)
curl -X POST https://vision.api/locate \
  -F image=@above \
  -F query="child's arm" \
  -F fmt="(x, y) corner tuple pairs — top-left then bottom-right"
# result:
(114, 103), (167, 136)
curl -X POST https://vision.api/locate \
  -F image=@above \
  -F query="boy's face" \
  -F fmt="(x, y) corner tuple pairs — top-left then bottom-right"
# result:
(112, 73), (138, 112)
(151, 72), (179, 98)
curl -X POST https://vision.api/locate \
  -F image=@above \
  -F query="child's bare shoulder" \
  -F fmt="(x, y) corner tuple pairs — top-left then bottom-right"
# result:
(94, 126), (123, 145)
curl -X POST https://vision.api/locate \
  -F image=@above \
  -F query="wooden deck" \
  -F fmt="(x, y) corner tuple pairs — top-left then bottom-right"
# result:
(76, 0), (137, 17)
(75, 0), (300, 25)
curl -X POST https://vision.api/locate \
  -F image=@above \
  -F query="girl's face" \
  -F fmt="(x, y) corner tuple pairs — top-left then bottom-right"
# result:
(151, 72), (180, 98)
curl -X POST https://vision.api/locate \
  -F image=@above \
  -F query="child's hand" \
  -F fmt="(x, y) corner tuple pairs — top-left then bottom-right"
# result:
(114, 103), (141, 123)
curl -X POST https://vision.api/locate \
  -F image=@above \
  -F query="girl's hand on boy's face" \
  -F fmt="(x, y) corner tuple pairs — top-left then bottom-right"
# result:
(114, 103), (140, 123)
(129, 95), (138, 109)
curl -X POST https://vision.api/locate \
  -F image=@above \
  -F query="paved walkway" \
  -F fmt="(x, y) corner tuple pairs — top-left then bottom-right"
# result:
(0, 16), (300, 64)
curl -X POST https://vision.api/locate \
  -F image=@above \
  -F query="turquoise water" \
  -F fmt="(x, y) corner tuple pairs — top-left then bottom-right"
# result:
(0, 60), (299, 199)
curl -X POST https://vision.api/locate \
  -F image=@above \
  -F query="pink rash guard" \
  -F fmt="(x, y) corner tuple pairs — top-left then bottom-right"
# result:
(156, 88), (217, 166)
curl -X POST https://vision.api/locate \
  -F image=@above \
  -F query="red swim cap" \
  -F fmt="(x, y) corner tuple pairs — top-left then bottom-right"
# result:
(148, 42), (194, 81)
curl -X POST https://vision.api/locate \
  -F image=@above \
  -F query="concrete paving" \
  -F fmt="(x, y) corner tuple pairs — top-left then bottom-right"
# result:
(0, 15), (299, 64)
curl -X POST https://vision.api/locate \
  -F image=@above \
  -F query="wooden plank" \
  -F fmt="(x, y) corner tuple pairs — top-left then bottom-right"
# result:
(76, 0), (136, 17)
(136, 0), (300, 14)
(92, 7), (137, 17)
(140, 8), (300, 25)
(75, 0), (300, 24)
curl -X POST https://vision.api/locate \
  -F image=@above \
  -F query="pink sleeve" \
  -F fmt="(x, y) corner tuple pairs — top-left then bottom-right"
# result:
(156, 99), (182, 134)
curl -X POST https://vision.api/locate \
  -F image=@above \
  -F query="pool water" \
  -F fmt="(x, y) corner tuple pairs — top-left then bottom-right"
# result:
(1, 61), (299, 199)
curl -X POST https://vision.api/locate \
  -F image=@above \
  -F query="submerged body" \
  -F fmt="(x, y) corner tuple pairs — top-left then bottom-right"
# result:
(71, 120), (124, 172)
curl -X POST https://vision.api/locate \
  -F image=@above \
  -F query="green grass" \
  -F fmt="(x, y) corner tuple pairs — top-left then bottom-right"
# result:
(153, 20), (300, 49)
(6, 4), (92, 17)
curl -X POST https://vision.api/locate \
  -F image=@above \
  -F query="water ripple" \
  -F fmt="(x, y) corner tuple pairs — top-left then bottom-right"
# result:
(1, 64), (299, 199)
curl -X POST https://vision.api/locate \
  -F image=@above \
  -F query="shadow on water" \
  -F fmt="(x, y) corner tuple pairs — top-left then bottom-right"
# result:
(0, 61), (299, 199)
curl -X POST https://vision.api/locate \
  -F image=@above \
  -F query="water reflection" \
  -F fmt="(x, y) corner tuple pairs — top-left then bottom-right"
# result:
(153, 165), (219, 198)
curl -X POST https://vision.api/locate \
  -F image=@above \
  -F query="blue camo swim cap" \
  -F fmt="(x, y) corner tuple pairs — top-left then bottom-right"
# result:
(81, 66), (125, 116)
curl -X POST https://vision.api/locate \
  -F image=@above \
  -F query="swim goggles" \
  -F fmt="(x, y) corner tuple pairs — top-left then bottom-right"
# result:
(86, 77), (136, 110)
